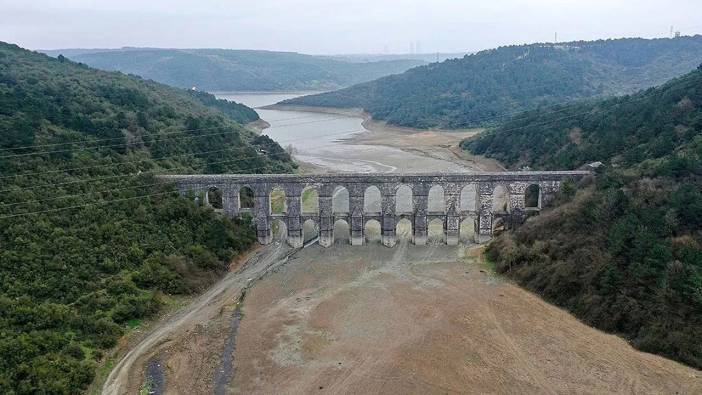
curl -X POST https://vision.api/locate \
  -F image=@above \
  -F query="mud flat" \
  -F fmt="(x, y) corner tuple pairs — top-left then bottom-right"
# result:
(266, 104), (504, 172)
(245, 119), (271, 134)
(230, 244), (701, 394)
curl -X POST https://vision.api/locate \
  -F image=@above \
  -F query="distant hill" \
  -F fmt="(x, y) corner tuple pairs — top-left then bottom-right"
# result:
(41, 48), (426, 91)
(329, 52), (470, 63)
(0, 42), (294, 393)
(464, 65), (702, 369)
(281, 36), (702, 129)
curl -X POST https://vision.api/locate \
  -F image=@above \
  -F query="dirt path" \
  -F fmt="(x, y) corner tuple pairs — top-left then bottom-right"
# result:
(102, 243), (296, 395)
(230, 244), (701, 394)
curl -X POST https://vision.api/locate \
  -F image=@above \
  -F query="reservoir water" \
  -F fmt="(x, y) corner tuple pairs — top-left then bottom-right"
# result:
(216, 92), (468, 173)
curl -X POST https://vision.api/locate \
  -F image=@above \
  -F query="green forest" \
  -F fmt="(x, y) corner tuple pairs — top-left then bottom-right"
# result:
(464, 65), (702, 369)
(0, 42), (295, 394)
(42, 48), (425, 92)
(283, 36), (702, 129)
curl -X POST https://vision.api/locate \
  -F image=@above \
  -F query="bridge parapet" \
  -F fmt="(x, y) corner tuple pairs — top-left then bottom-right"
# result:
(159, 171), (589, 247)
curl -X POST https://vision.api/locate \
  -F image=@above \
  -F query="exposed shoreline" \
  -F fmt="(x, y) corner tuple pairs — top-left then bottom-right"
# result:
(245, 119), (271, 134)
(265, 103), (505, 172)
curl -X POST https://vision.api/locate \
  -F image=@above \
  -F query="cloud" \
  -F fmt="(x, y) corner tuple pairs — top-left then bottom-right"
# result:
(1, 0), (701, 53)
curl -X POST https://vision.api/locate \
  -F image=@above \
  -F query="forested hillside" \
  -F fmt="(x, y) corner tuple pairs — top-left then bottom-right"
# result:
(464, 66), (702, 369)
(282, 36), (702, 129)
(0, 42), (295, 393)
(42, 48), (425, 92)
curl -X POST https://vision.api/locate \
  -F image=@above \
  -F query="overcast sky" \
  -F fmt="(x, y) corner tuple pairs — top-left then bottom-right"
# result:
(2, 0), (702, 54)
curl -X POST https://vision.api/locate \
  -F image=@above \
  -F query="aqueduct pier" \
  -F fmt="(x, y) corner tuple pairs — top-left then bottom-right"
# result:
(160, 171), (589, 247)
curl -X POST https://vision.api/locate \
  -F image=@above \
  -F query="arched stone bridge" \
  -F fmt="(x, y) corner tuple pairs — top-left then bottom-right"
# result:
(160, 172), (589, 248)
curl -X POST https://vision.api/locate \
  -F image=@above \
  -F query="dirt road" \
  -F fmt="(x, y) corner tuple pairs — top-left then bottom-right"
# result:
(102, 242), (295, 395)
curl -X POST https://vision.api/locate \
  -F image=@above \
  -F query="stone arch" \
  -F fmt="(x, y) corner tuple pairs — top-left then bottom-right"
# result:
(492, 184), (510, 213)
(364, 219), (382, 244)
(206, 186), (223, 209)
(301, 185), (320, 214)
(525, 184), (541, 209)
(460, 216), (476, 243)
(333, 219), (350, 245)
(395, 184), (413, 214)
(303, 219), (319, 243)
(271, 218), (287, 242)
(460, 184), (477, 212)
(428, 218), (445, 244)
(332, 186), (349, 213)
(364, 186), (381, 213)
(239, 186), (255, 210)
(428, 185), (445, 213)
(270, 186), (287, 214)
(396, 218), (413, 241)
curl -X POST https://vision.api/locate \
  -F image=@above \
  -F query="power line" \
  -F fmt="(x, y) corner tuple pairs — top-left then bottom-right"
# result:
(0, 189), (181, 220)
(0, 147), (235, 180)
(0, 112), (345, 153)
(1, 149), (317, 208)
(1, 85), (673, 210)
(0, 72), (670, 161)
(0, 114), (353, 160)
(0, 127), (244, 159)
(2, 154), (300, 209)
(2, 114), (359, 178)
(0, 89), (676, 219)
(0, 81), (674, 197)
(0, 129), (363, 194)
(0, 71), (684, 217)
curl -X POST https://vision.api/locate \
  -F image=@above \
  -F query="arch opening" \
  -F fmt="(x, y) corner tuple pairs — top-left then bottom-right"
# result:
(396, 218), (413, 241)
(206, 187), (223, 209)
(301, 186), (319, 214)
(364, 219), (382, 244)
(270, 187), (287, 215)
(271, 219), (287, 242)
(239, 186), (255, 210)
(428, 218), (445, 244)
(303, 219), (319, 243)
(460, 216), (476, 244)
(364, 186), (381, 213)
(428, 185), (445, 213)
(333, 219), (350, 245)
(525, 184), (541, 209)
(332, 186), (349, 214)
(460, 184), (477, 212)
(396, 184), (413, 214)
(492, 184), (510, 213)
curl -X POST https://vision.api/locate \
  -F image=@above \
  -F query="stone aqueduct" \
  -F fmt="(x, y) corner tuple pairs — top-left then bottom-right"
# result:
(160, 172), (589, 248)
